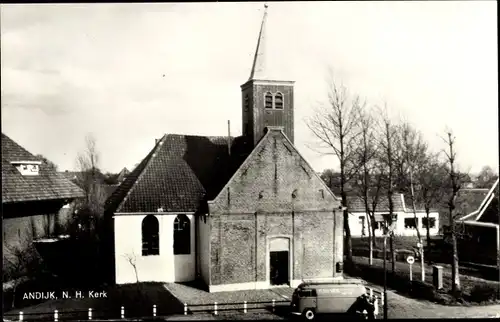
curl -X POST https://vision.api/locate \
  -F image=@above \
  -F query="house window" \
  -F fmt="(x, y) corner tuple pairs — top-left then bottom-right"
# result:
(422, 217), (436, 229)
(264, 92), (273, 109)
(404, 218), (418, 229)
(142, 215), (159, 256)
(275, 92), (284, 109)
(375, 221), (384, 230)
(174, 214), (191, 255)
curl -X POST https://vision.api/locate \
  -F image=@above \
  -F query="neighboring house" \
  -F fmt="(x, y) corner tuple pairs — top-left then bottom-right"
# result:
(2, 133), (85, 278)
(60, 170), (118, 200)
(348, 194), (440, 237)
(439, 187), (489, 229)
(116, 167), (130, 183)
(456, 179), (499, 266)
(104, 6), (344, 292)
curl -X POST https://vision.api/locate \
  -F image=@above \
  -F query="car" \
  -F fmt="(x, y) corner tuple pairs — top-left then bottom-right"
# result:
(289, 278), (377, 320)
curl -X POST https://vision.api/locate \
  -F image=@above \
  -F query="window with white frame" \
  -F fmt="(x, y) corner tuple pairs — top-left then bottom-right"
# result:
(142, 215), (160, 256)
(173, 214), (191, 255)
(422, 217), (436, 229)
(404, 217), (418, 229)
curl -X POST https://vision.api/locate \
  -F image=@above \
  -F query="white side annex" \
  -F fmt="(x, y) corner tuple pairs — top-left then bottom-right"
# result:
(349, 211), (440, 237)
(114, 213), (195, 284)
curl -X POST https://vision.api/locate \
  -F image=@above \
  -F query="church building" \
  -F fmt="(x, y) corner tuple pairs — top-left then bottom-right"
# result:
(104, 5), (345, 292)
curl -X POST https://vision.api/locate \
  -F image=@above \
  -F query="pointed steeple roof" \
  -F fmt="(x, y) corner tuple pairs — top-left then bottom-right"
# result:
(248, 4), (269, 81)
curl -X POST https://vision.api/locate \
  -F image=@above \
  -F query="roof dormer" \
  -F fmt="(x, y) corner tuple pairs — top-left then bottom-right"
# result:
(11, 160), (42, 176)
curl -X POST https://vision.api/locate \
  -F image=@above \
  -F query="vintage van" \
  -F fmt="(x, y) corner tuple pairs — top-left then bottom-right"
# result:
(290, 279), (376, 320)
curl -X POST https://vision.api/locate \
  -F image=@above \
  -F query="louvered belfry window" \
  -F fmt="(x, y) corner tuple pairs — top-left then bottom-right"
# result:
(265, 92), (273, 109)
(142, 215), (160, 256)
(275, 92), (283, 109)
(173, 214), (191, 255)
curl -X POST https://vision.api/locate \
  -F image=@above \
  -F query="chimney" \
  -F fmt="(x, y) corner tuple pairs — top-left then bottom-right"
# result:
(227, 120), (231, 156)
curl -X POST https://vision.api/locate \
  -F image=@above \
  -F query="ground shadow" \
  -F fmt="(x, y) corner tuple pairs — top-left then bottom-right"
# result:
(177, 279), (210, 292)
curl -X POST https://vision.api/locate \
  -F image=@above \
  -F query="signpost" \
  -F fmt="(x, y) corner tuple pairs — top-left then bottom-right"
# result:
(417, 241), (425, 281)
(407, 256), (415, 281)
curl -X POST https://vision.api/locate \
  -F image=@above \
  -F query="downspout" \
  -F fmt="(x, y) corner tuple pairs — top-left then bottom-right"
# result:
(255, 211), (258, 289)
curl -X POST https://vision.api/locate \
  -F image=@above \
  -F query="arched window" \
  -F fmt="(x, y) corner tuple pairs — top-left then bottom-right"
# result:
(275, 92), (284, 109)
(173, 214), (191, 255)
(264, 92), (273, 109)
(142, 215), (159, 256)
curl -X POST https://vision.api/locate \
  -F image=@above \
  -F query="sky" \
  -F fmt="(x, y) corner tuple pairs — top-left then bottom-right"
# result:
(1, 2), (498, 174)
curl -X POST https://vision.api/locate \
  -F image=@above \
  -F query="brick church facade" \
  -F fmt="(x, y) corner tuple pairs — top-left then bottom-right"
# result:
(104, 6), (345, 292)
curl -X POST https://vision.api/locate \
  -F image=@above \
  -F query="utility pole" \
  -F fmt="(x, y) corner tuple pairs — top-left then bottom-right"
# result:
(383, 235), (388, 319)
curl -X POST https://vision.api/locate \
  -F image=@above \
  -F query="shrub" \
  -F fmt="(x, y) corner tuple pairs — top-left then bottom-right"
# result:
(409, 280), (437, 300)
(470, 284), (498, 303)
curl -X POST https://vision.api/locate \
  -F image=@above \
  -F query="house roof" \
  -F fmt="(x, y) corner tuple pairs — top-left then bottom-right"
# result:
(346, 194), (406, 213)
(459, 179), (499, 223)
(105, 134), (251, 214)
(2, 133), (85, 204)
(116, 167), (130, 182)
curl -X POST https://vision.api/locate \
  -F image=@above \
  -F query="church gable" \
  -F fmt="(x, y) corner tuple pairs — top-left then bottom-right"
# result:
(209, 127), (340, 214)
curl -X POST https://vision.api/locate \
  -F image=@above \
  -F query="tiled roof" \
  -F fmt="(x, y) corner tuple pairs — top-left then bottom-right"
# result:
(460, 179), (499, 224)
(346, 194), (406, 213)
(2, 133), (85, 204)
(439, 188), (489, 226)
(105, 134), (251, 214)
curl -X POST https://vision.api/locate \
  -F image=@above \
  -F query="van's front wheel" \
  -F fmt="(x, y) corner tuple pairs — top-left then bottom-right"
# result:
(303, 309), (315, 320)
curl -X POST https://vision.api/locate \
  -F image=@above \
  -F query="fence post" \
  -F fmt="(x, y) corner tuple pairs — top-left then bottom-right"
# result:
(54, 309), (59, 322)
(121, 306), (125, 319)
(153, 304), (157, 317)
(243, 301), (247, 313)
(380, 292), (384, 306)
(272, 299), (275, 312)
(214, 302), (218, 315)
(369, 288), (373, 298)
(88, 308), (92, 320)
(19, 311), (23, 321)
(184, 303), (188, 315)
(373, 296), (379, 316)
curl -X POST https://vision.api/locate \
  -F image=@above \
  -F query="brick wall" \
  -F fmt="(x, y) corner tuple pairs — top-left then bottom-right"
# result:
(208, 128), (343, 287)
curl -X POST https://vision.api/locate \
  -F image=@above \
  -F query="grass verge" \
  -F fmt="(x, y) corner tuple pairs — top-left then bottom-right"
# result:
(347, 256), (500, 306)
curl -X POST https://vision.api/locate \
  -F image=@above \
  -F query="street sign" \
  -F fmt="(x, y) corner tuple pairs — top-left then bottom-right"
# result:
(406, 256), (415, 264)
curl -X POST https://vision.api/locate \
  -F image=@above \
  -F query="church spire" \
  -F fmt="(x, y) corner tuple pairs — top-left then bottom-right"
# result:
(248, 3), (269, 80)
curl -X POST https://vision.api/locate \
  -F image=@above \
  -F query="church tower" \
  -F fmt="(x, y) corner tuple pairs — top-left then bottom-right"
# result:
(241, 4), (295, 147)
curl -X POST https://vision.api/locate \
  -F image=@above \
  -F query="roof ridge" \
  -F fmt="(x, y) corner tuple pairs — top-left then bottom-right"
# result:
(474, 178), (499, 221)
(115, 134), (167, 213)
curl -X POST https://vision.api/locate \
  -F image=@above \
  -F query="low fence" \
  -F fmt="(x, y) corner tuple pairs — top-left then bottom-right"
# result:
(3, 289), (383, 321)
(2, 299), (290, 321)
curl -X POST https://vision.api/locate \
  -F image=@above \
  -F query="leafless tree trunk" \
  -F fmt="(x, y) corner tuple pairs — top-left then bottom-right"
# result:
(442, 130), (461, 294)
(306, 69), (362, 265)
(75, 134), (107, 236)
(354, 107), (380, 265)
(377, 106), (397, 273)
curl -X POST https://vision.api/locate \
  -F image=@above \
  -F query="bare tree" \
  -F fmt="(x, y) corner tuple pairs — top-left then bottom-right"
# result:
(441, 129), (462, 294)
(74, 134), (107, 236)
(352, 107), (381, 265)
(3, 241), (43, 309)
(476, 165), (499, 188)
(377, 105), (398, 273)
(36, 154), (58, 172)
(306, 69), (362, 264)
(394, 121), (430, 242)
(124, 252), (140, 284)
(416, 154), (447, 249)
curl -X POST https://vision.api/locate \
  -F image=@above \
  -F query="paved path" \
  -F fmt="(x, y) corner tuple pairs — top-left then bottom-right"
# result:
(386, 290), (500, 318)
